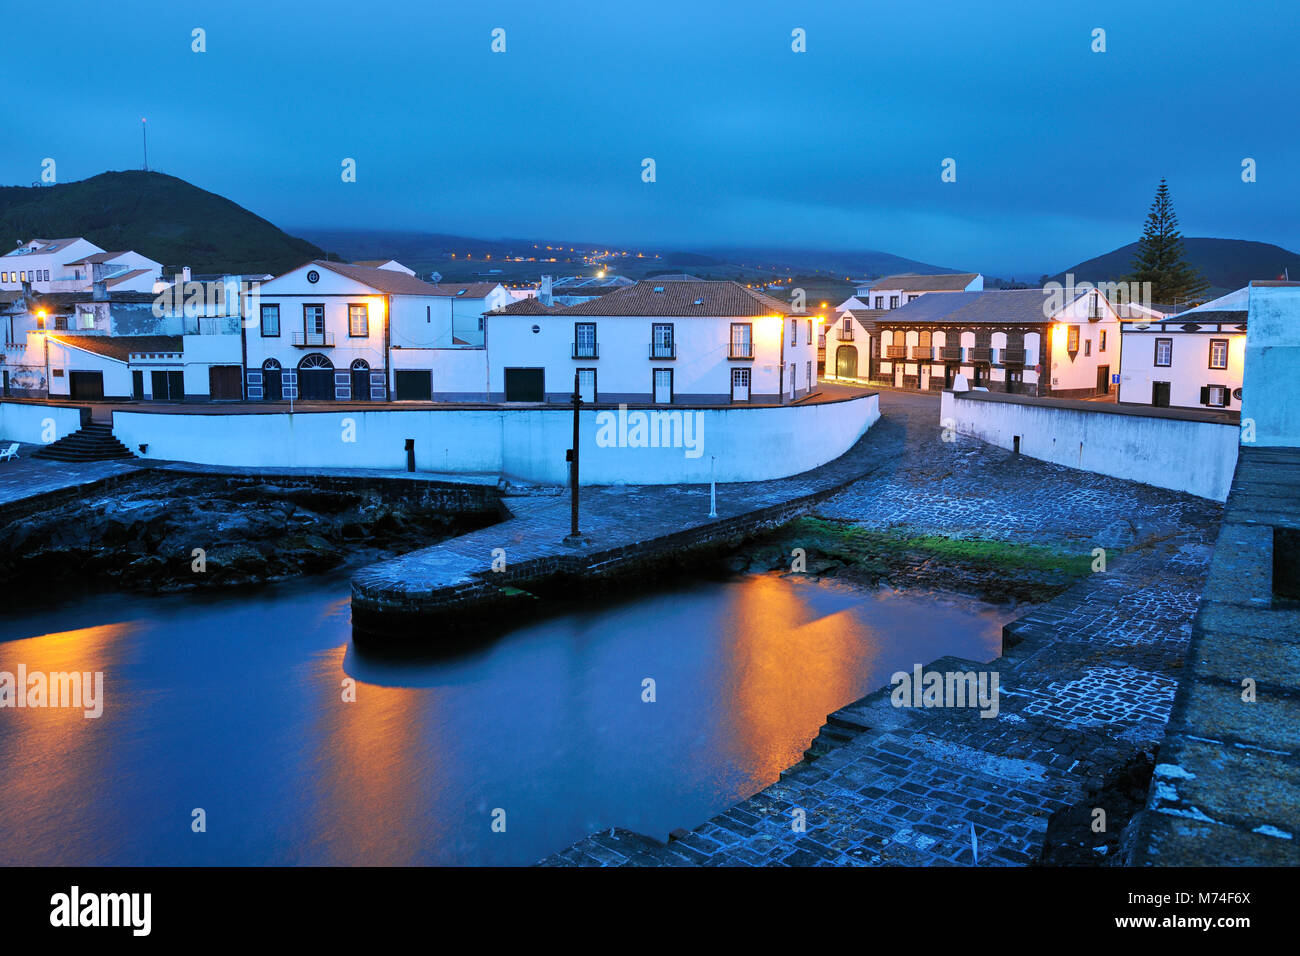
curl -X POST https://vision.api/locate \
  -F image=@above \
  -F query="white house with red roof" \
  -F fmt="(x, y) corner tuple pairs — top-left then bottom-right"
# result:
(484, 280), (815, 404)
(244, 261), (487, 403)
(0, 238), (162, 293)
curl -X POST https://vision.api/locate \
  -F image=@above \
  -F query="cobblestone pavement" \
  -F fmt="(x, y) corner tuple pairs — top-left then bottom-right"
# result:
(541, 390), (1224, 866)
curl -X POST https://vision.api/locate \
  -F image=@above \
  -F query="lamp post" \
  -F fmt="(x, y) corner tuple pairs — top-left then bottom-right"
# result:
(563, 370), (587, 547)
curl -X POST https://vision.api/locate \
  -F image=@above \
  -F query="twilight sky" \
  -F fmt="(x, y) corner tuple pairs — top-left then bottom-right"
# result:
(3, 0), (1296, 275)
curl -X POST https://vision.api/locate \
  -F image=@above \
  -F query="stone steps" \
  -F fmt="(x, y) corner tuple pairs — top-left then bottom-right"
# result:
(34, 423), (136, 462)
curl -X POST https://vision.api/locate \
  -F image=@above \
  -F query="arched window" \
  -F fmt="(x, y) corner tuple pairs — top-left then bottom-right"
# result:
(298, 353), (333, 370)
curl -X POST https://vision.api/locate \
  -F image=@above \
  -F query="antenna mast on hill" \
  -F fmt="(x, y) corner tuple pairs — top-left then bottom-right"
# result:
(141, 117), (148, 172)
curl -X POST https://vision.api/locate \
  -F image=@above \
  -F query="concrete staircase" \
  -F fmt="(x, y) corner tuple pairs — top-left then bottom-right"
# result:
(33, 422), (136, 462)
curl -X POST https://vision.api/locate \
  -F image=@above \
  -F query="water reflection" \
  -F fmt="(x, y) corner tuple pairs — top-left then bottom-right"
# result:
(0, 572), (1011, 865)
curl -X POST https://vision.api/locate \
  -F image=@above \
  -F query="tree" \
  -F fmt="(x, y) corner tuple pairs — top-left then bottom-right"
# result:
(1126, 178), (1210, 306)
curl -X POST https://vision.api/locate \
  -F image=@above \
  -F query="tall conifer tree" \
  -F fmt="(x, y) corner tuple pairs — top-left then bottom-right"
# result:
(1126, 178), (1210, 306)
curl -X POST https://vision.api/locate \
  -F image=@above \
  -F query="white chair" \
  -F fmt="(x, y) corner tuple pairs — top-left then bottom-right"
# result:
(0, 442), (18, 463)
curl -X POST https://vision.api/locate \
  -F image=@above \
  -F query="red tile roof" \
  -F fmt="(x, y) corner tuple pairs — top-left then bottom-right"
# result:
(308, 260), (444, 295)
(424, 282), (503, 298)
(498, 297), (559, 315)
(554, 280), (792, 317)
(870, 273), (980, 293)
(48, 334), (183, 361)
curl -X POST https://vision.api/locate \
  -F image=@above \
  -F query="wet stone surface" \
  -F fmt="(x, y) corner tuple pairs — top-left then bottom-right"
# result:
(541, 391), (1224, 866)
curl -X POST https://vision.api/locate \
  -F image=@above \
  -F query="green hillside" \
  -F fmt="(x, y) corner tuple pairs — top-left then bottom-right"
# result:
(0, 171), (325, 275)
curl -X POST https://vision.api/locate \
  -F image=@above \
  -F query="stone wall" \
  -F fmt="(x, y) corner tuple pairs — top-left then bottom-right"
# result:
(1127, 445), (1300, 864)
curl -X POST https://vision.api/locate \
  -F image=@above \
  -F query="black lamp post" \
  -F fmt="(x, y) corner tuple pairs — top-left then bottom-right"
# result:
(563, 370), (588, 547)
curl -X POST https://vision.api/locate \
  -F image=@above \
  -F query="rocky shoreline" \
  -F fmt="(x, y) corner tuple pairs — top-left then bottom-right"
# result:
(0, 473), (495, 598)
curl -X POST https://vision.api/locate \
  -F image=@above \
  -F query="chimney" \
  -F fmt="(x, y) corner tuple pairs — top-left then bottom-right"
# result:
(92, 279), (107, 301)
(539, 274), (553, 307)
(19, 279), (31, 311)
(182, 266), (191, 283)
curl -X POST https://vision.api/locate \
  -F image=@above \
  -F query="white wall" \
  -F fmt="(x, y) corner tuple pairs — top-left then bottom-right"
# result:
(940, 390), (1238, 501)
(1240, 285), (1300, 447)
(0, 401), (85, 443)
(388, 347), (488, 400)
(112, 393), (879, 485)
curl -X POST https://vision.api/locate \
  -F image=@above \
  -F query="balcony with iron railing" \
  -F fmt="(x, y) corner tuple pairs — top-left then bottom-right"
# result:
(292, 331), (335, 347)
(911, 346), (933, 360)
(572, 342), (600, 359)
(885, 345), (908, 359)
(838, 327), (855, 341)
(729, 342), (755, 360)
(1001, 348), (1027, 365)
(649, 342), (676, 359)
(968, 347), (993, 362)
(940, 346), (963, 361)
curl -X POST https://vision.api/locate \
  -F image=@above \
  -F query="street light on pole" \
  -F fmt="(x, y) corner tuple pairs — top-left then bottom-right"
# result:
(563, 369), (588, 547)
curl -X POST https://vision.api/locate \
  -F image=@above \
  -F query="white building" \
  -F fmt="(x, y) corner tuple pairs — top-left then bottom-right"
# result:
(1117, 287), (1248, 412)
(838, 287), (1122, 397)
(0, 238), (163, 293)
(852, 272), (984, 311)
(0, 281), (248, 401)
(485, 280), (815, 404)
(244, 261), (486, 403)
(825, 273), (985, 381)
(423, 281), (512, 347)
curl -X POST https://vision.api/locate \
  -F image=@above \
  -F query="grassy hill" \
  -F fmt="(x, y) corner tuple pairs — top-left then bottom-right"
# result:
(0, 171), (325, 275)
(1052, 238), (1300, 296)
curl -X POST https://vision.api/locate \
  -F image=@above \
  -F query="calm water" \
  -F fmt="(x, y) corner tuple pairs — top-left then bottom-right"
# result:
(0, 572), (1012, 866)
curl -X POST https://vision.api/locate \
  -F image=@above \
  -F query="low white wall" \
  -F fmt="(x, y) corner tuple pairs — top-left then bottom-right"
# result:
(0, 401), (86, 444)
(113, 394), (879, 485)
(940, 390), (1237, 501)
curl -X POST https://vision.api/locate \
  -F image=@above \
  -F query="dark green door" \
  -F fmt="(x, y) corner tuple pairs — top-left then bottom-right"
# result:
(835, 345), (858, 379)
(504, 368), (544, 402)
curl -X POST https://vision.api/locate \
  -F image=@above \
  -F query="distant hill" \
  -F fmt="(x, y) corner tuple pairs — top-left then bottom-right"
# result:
(296, 228), (962, 283)
(1052, 238), (1300, 296)
(0, 171), (325, 275)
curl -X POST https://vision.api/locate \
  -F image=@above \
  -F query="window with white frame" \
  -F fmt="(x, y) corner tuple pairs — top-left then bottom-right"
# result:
(261, 304), (280, 336)
(1155, 337), (1172, 367)
(348, 303), (369, 337)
